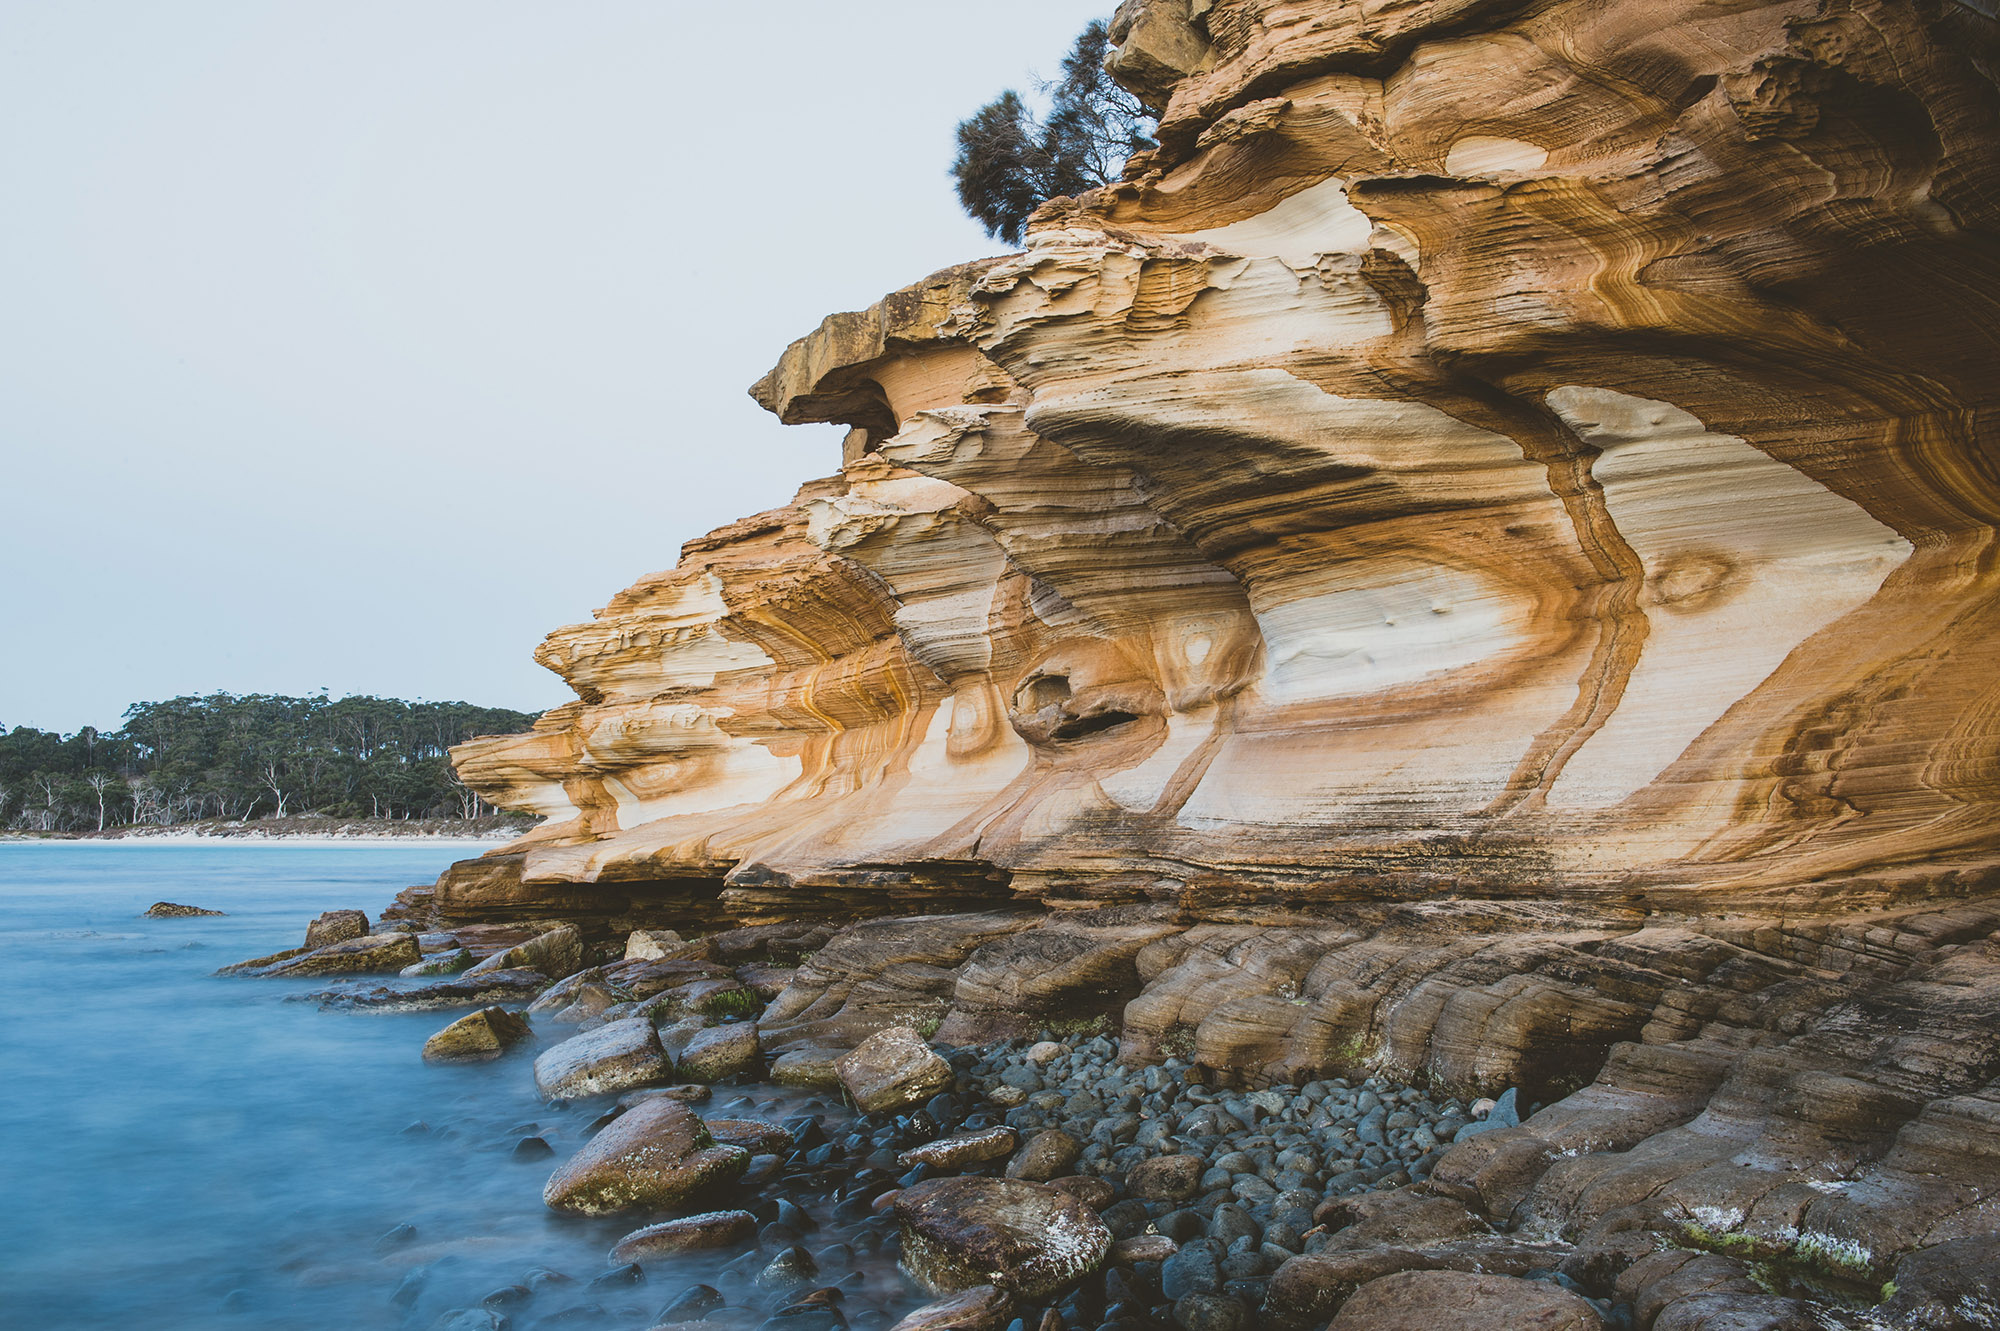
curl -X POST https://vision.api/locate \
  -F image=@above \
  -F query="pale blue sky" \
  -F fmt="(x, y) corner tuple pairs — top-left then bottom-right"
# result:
(0, 1), (1110, 732)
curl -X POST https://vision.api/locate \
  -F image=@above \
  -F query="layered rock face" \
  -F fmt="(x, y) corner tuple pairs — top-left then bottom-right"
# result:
(420, 2), (2000, 1324)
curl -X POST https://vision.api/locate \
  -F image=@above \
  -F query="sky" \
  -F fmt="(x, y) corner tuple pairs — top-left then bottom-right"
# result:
(0, 1), (1112, 733)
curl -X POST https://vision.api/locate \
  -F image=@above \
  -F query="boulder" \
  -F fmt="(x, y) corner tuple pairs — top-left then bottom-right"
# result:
(676, 1023), (761, 1082)
(836, 1025), (954, 1113)
(1879, 1236), (2000, 1330)
(533, 1018), (671, 1100)
(143, 902), (224, 917)
(464, 924), (582, 981)
(422, 1006), (531, 1062)
(624, 928), (685, 961)
(770, 1047), (845, 1089)
(261, 933), (421, 977)
(886, 1285), (1014, 1331)
(1126, 1154), (1203, 1202)
(1326, 1271), (1604, 1331)
(608, 1209), (757, 1262)
(900, 1126), (1020, 1172)
(304, 909), (369, 947)
(892, 1177), (1111, 1300)
(1006, 1129), (1081, 1182)
(542, 1099), (749, 1215)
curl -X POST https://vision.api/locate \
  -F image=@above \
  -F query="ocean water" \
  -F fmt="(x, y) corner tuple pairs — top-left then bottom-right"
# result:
(0, 843), (870, 1331)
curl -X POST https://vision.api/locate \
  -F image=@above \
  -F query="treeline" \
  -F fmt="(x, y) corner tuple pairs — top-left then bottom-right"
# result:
(0, 693), (539, 833)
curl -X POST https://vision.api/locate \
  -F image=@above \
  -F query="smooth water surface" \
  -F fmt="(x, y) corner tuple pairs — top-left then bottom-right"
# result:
(0, 843), (724, 1331)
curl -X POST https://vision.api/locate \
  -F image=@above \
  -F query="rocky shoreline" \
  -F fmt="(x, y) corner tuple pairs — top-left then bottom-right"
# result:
(215, 904), (1996, 1331)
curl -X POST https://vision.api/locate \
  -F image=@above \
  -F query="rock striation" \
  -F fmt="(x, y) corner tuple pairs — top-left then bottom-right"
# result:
(411, 3), (2000, 1327)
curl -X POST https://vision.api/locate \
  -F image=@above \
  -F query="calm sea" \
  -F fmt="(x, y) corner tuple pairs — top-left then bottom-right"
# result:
(0, 842), (820, 1331)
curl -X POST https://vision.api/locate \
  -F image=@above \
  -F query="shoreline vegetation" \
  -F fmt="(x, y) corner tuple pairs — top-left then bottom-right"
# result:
(1, 692), (538, 835)
(0, 811), (532, 843)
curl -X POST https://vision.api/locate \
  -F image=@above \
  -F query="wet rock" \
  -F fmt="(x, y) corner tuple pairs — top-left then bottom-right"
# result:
(625, 929), (686, 961)
(654, 1285), (723, 1323)
(1879, 1235), (2000, 1330)
(481, 1285), (532, 1310)
(702, 1119), (793, 1155)
(1108, 1236), (1179, 1265)
(892, 1177), (1111, 1300)
(465, 924), (583, 982)
(1162, 1242), (1222, 1299)
(900, 1126), (1019, 1172)
(1263, 1250), (1448, 1329)
(1173, 1291), (1247, 1331)
(1326, 1271), (1602, 1331)
(771, 1048), (845, 1090)
(837, 1026), (956, 1113)
(542, 1098), (749, 1215)
(143, 901), (225, 918)
(403, 949), (475, 977)
(612, 1211), (758, 1263)
(423, 1006), (532, 1063)
(1006, 1129), (1080, 1182)
(1126, 1155), (1203, 1202)
(677, 1023), (762, 1082)
(262, 932), (421, 977)
(417, 932), (462, 953)
(534, 1018), (672, 1100)
(310, 967), (549, 1012)
(215, 945), (312, 974)
(619, 1084), (711, 1107)
(756, 1245), (819, 1290)
(1044, 1176), (1115, 1210)
(427, 1310), (507, 1331)
(1649, 1294), (1820, 1330)
(590, 1262), (644, 1289)
(513, 1136), (554, 1160)
(304, 909), (368, 946)
(886, 1285), (1013, 1331)
(377, 1222), (419, 1253)
(735, 965), (796, 1001)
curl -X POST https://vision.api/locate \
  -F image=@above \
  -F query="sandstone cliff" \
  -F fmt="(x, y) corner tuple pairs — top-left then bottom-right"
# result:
(411, 3), (2000, 1325)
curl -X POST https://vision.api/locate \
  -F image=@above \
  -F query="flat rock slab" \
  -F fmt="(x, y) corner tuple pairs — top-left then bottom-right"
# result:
(1326, 1271), (1603, 1331)
(608, 1209), (756, 1262)
(542, 1098), (748, 1215)
(262, 933), (420, 977)
(900, 1126), (1019, 1172)
(837, 1025), (955, 1113)
(422, 1006), (531, 1062)
(143, 902), (225, 918)
(534, 1017), (671, 1101)
(892, 1176), (1110, 1300)
(306, 968), (549, 1012)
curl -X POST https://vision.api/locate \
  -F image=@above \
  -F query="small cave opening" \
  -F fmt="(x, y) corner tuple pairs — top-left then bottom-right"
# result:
(1017, 674), (1073, 711)
(1051, 709), (1142, 741)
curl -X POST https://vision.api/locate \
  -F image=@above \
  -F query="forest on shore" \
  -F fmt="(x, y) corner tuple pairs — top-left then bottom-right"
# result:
(0, 693), (539, 833)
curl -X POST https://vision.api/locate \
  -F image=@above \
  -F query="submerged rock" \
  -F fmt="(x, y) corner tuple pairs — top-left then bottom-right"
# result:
(542, 1099), (748, 1215)
(533, 1018), (671, 1101)
(892, 1176), (1110, 1300)
(142, 902), (224, 918)
(837, 1026), (954, 1113)
(422, 1006), (531, 1062)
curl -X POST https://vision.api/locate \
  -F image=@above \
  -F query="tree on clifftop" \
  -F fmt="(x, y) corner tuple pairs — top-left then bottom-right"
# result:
(951, 20), (1153, 245)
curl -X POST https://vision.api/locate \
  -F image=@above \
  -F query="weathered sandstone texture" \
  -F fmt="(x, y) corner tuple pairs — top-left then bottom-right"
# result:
(417, 2), (2000, 1325)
